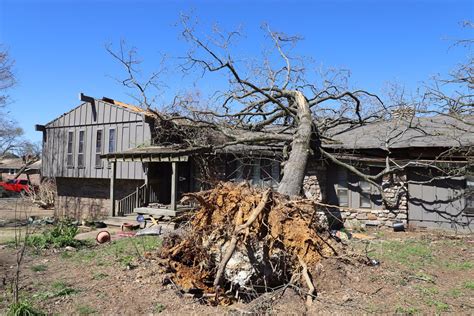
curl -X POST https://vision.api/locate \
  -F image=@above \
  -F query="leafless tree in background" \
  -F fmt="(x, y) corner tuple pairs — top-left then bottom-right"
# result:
(0, 48), (15, 108)
(0, 47), (41, 159)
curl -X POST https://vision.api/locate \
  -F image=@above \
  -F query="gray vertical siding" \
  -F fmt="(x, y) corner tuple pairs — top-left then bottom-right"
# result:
(42, 100), (152, 180)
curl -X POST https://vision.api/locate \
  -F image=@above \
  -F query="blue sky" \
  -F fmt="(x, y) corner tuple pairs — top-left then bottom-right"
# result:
(0, 0), (472, 142)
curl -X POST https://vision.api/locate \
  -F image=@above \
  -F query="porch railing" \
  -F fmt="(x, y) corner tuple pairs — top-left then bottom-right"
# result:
(117, 183), (147, 216)
(116, 184), (161, 216)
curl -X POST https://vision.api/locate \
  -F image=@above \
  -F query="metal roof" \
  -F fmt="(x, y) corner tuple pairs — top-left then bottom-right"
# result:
(101, 145), (210, 162)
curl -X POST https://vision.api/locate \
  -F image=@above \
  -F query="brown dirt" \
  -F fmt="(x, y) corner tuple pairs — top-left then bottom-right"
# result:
(0, 222), (473, 314)
(0, 198), (54, 221)
(0, 198), (54, 243)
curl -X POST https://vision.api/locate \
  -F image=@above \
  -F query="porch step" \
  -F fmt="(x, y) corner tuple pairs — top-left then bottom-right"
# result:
(102, 215), (139, 227)
(134, 207), (189, 217)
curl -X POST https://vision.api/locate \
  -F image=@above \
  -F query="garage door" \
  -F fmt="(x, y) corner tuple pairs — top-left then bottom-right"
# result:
(408, 170), (473, 231)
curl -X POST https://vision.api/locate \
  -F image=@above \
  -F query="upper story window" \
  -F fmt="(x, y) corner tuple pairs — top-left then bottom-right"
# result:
(95, 130), (103, 168)
(108, 128), (116, 153)
(66, 131), (74, 167)
(77, 130), (85, 168)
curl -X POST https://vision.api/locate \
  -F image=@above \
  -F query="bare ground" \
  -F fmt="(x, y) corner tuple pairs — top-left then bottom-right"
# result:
(0, 228), (473, 315)
(0, 198), (54, 244)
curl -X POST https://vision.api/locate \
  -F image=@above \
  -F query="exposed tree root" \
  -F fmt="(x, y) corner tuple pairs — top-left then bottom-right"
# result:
(158, 182), (339, 304)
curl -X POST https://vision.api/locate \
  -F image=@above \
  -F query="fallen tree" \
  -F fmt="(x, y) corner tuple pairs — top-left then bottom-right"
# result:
(158, 182), (339, 305)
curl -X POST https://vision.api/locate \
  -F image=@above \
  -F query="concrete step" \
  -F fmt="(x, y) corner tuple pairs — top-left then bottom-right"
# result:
(102, 214), (178, 231)
(102, 215), (139, 227)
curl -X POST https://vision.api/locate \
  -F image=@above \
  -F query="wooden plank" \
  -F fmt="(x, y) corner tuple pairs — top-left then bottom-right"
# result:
(110, 161), (117, 217)
(171, 162), (177, 211)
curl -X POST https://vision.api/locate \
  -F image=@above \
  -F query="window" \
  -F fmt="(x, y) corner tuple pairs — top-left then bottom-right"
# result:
(226, 158), (280, 187)
(107, 128), (116, 169)
(336, 169), (349, 207)
(466, 176), (474, 214)
(67, 131), (74, 167)
(359, 180), (372, 208)
(77, 130), (85, 167)
(260, 159), (273, 181)
(95, 130), (103, 168)
(108, 128), (116, 153)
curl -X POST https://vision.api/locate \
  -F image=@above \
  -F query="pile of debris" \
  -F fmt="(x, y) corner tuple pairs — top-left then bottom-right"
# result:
(158, 182), (339, 305)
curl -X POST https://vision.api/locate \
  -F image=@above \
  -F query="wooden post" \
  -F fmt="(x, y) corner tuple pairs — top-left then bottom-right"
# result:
(110, 161), (117, 217)
(144, 163), (149, 205)
(135, 186), (140, 208)
(171, 162), (177, 211)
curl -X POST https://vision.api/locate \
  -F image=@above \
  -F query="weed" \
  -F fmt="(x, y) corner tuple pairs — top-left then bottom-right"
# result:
(153, 303), (166, 313)
(416, 285), (438, 296)
(463, 281), (474, 289)
(92, 272), (108, 280)
(427, 300), (450, 312)
(76, 305), (96, 315)
(103, 237), (161, 266)
(442, 261), (473, 270)
(413, 272), (435, 283)
(60, 251), (73, 259)
(27, 220), (83, 249)
(34, 281), (78, 300)
(30, 264), (47, 272)
(7, 300), (44, 316)
(447, 288), (462, 298)
(394, 305), (418, 315)
(373, 239), (433, 269)
(119, 255), (135, 268)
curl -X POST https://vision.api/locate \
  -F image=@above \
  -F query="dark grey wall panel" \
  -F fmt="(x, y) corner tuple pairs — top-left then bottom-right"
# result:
(43, 101), (152, 180)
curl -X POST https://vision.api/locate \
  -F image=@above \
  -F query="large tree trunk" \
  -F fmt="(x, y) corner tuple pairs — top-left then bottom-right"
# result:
(277, 91), (312, 196)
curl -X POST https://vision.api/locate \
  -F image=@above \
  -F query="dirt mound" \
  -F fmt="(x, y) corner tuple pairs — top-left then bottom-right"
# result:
(159, 182), (339, 305)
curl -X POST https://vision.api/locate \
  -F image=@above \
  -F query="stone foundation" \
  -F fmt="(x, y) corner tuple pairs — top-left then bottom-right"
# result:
(338, 172), (408, 229)
(303, 161), (326, 202)
(303, 161), (408, 229)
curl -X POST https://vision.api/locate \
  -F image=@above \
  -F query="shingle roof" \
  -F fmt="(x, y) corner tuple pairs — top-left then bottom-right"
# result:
(324, 115), (474, 150)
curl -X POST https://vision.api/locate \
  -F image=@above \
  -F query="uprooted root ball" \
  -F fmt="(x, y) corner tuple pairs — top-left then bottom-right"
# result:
(159, 182), (339, 304)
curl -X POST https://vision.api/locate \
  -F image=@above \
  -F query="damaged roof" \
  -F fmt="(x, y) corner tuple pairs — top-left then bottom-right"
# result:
(43, 95), (155, 127)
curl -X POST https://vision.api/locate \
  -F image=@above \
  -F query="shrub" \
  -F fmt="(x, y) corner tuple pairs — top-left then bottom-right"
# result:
(7, 301), (44, 316)
(27, 220), (81, 249)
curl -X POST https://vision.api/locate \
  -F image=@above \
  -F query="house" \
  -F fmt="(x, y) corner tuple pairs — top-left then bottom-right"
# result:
(36, 94), (156, 219)
(0, 157), (41, 184)
(38, 95), (473, 231)
(321, 115), (474, 231)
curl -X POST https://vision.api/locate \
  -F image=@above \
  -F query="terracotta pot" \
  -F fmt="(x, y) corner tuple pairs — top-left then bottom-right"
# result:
(121, 223), (139, 231)
(96, 231), (111, 244)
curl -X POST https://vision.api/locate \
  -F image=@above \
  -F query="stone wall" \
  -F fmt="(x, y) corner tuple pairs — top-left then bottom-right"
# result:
(303, 161), (408, 229)
(335, 172), (408, 229)
(303, 160), (326, 202)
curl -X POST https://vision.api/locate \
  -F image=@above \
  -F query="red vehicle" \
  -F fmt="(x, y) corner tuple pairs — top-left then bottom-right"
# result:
(0, 179), (33, 194)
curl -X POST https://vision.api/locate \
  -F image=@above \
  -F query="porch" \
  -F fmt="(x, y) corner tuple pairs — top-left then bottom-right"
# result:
(101, 145), (209, 217)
